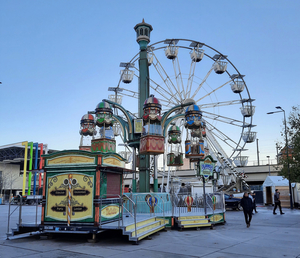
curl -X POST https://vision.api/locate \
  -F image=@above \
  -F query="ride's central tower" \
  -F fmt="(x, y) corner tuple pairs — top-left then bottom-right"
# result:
(134, 20), (153, 192)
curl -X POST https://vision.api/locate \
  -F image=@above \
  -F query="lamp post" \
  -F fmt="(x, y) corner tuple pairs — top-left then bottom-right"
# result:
(267, 106), (293, 209)
(266, 155), (270, 176)
(213, 166), (221, 192)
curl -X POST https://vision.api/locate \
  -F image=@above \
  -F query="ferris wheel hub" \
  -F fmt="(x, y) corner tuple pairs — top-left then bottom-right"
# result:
(183, 98), (196, 105)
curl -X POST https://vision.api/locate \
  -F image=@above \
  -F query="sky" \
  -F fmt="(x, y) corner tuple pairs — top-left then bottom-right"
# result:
(1, 0), (300, 166)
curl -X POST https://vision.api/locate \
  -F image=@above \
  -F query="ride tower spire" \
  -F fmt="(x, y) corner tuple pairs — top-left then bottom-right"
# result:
(134, 19), (153, 192)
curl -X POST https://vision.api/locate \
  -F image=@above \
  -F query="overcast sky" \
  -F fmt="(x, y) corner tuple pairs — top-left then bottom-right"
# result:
(1, 0), (299, 165)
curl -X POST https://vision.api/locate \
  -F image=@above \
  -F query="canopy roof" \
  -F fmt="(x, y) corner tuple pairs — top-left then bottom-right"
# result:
(262, 176), (289, 187)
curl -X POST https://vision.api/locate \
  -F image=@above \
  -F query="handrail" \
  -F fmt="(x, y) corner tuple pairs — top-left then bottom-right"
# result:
(170, 192), (225, 217)
(160, 196), (165, 217)
(134, 196), (137, 239)
(6, 197), (23, 239)
(98, 194), (137, 233)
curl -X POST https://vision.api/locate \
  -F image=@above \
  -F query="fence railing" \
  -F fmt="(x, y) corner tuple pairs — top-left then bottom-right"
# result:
(6, 192), (225, 237)
(99, 194), (138, 238)
(124, 192), (225, 218)
(6, 196), (41, 239)
(124, 192), (172, 217)
(171, 192), (225, 217)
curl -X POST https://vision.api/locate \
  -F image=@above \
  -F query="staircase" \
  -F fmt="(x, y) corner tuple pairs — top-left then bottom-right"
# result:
(175, 215), (211, 230)
(7, 223), (40, 238)
(121, 217), (168, 243)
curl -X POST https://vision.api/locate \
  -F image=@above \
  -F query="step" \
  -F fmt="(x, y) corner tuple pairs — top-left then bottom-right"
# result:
(180, 219), (209, 225)
(180, 223), (211, 228)
(6, 231), (15, 237)
(156, 218), (169, 224)
(129, 224), (166, 241)
(129, 221), (162, 237)
(125, 217), (156, 231)
(178, 216), (206, 220)
(124, 217), (168, 242)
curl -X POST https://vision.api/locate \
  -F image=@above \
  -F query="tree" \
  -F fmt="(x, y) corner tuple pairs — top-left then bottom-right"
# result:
(278, 106), (300, 182)
(0, 163), (19, 201)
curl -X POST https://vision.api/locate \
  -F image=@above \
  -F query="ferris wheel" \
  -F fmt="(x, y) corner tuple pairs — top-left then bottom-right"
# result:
(112, 38), (256, 164)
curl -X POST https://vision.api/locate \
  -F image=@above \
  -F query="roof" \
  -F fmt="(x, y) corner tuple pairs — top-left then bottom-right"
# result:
(0, 144), (57, 163)
(262, 176), (289, 187)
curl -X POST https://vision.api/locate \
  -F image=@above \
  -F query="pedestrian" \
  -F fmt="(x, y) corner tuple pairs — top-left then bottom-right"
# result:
(248, 192), (255, 215)
(241, 192), (253, 228)
(273, 189), (284, 215)
(251, 191), (258, 213)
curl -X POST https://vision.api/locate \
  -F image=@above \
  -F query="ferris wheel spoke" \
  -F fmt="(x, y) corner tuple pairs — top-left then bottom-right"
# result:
(190, 64), (215, 99)
(152, 52), (182, 102)
(202, 110), (246, 127)
(156, 99), (176, 109)
(149, 79), (178, 105)
(172, 56), (186, 100)
(205, 131), (230, 160)
(186, 60), (197, 99)
(132, 64), (178, 105)
(206, 121), (239, 149)
(199, 99), (244, 109)
(195, 79), (232, 103)
(118, 88), (139, 99)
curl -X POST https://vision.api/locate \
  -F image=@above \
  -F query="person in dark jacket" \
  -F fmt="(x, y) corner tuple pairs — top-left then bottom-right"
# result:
(273, 189), (284, 215)
(241, 192), (253, 228)
(251, 191), (258, 214)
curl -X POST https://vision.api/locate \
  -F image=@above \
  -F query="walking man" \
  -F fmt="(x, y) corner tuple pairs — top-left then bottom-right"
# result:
(273, 189), (284, 215)
(241, 192), (253, 228)
(251, 191), (258, 213)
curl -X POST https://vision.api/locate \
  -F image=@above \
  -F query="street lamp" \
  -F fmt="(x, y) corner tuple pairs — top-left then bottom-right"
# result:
(266, 156), (270, 176)
(213, 166), (221, 193)
(267, 106), (293, 209)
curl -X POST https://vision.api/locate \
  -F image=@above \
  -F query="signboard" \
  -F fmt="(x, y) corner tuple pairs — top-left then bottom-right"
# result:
(45, 173), (94, 222)
(134, 119), (143, 134)
(101, 204), (120, 222)
(199, 156), (216, 181)
(208, 213), (224, 223)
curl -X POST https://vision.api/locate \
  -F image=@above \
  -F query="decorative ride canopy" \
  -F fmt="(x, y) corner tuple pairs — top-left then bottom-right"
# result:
(95, 101), (114, 127)
(140, 95), (164, 155)
(167, 125), (183, 166)
(80, 114), (96, 136)
(185, 104), (205, 161)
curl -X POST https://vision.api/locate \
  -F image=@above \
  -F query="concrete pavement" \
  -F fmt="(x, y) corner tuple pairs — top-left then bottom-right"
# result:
(0, 205), (299, 258)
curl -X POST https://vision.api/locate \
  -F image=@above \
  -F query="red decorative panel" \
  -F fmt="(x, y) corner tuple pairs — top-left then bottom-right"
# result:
(79, 146), (91, 151)
(140, 135), (165, 155)
(91, 138), (116, 153)
(107, 173), (121, 198)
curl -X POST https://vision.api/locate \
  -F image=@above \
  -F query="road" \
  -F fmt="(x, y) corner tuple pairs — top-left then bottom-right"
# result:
(0, 204), (299, 258)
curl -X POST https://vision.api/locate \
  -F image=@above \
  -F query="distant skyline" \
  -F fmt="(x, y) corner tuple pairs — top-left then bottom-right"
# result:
(1, 1), (300, 165)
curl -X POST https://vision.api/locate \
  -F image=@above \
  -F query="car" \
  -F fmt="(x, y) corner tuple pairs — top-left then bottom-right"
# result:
(12, 194), (42, 205)
(224, 194), (242, 210)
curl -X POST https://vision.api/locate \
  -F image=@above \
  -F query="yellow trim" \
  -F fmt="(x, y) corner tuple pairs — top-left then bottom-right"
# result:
(48, 155), (94, 165)
(131, 221), (161, 237)
(181, 220), (209, 225)
(137, 226), (165, 241)
(182, 223), (211, 228)
(102, 157), (124, 167)
(178, 216), (205, 220)
(125, 218), (156, 231)
(156, 218), (169, 224)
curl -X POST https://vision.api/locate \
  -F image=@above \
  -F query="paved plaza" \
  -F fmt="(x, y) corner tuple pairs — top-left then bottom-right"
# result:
(0, 204), (299, 258)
